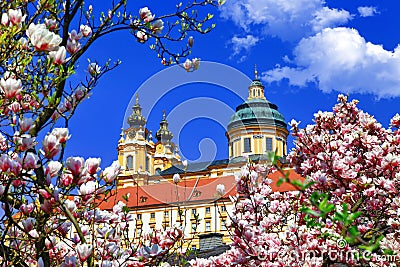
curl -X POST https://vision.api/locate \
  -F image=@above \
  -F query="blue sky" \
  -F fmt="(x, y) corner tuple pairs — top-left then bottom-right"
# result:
(66, 0), (400, 167)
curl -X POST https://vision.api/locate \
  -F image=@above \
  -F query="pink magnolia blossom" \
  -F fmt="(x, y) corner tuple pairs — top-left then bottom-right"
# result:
(38, 189), (52, 199)
(42, 133), (61, 159)
(80, 24), (92, 37)
(20, 203), (34, 216)
(48, 46), (67, 65)
(0, 77), (22, 99)
(0, 154), (12, 172)
(52, 128), (70, 143)
(192, 58), (200, 70)
(44, 18), (57, 30)
(78, 180), (97, 196)
(69, 29), (82, 41)
(19, 117), (33, 132)
(26, 23), (62, 51)
(22, 217), (36, 232)
(152, 19), (164, 34)
(19, 134), (36, 151)
(8, 9), (26, 26)
(8, 101), (21, 113)
(216, 184), (225, 195)
(85, 157), (101, 175)
(1, 13), (8, 26)
(76, 244), (92, 262)
(22, 152), (39, 169)
(136, 30), (148, 43)
(66, 157), (84, 177)
(173, 173), (180, 184)
(66, 38), (81, 54)
(391, 113), (400, 128)
(64, 199), (77, 213)
(46, 161), (62, 177)
(139, 7), (154, 23)
(60, 172), (74, 187)
(183, 59), (192, 71)
(74, 86), (87, 101)
(101, 160), (120, 183)
(40, 199), (53, 213)
(60, 256), (78, 267)
(88, 63), (101, 76)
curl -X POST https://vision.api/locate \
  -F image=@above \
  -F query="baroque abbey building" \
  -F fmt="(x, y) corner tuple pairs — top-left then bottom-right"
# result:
(100, 69), (301, 251)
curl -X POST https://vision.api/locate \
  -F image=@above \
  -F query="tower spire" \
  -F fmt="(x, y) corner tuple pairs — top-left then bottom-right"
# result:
(128, 93), (146, 128)
(248, 64), (265, 100)
(156, 111), (173, 144)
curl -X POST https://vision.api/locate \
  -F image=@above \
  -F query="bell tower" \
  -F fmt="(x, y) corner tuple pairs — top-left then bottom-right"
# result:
(153, 111), (181, 173)
(117, 94), (155, 187)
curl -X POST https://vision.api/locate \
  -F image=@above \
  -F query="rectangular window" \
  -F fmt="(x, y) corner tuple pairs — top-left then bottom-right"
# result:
(137, 214), (142, 220)
(191, 223), (197, 232)
(244, 138), (251, 152)
(283, 141), (287, 155)
(205, 221), (211, 232)
(221, 219), (227, 230)
(266, 137), (273, 151)
(221, 205), (226, 212)
(126, 155), (133, 170)
(192, 245), (197, 250)
(164, 211), (169, 217)
(192, 208), (197, 215)
(205, 207), (211, 214)
(150, 212), (155, 219)
(145, 157), (149, 171)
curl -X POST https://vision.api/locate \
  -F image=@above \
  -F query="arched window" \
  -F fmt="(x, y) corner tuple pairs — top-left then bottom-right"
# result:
(126, 155), (133, 170)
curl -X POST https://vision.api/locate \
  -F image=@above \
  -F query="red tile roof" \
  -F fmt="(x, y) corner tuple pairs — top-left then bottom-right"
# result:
(99, 169), (303, 210)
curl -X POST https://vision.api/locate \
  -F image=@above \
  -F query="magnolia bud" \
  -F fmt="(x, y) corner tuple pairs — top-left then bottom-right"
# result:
(188, 36), (194, 47)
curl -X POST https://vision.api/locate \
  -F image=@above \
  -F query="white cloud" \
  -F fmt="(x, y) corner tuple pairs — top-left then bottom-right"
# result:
(311, 7), (352, 32)
(220, 0), (352, 41)
(358, 6), (379, 17)
(231, 35), (259, 61)
(263, 27), (400, 98)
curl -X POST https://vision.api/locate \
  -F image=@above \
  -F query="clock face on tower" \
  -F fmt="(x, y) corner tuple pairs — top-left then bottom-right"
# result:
(128, 130), (135, 139)
(156, 144), (163, 153)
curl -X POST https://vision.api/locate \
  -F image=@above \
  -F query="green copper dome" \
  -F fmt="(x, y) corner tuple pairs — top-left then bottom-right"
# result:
(228, 97), (287, 130)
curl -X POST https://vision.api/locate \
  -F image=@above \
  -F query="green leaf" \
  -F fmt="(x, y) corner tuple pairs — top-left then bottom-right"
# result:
(359, 235), (384, 252)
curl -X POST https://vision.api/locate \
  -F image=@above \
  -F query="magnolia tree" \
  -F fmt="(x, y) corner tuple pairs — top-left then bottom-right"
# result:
(192, 95), (400, 267)
(0, 0), (223, 266)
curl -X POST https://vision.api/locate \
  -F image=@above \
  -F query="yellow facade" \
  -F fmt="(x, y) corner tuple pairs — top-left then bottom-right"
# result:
(112, 68), (289, 249)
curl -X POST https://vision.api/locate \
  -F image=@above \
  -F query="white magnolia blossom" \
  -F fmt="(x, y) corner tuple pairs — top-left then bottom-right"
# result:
(26, 23), (62, 51)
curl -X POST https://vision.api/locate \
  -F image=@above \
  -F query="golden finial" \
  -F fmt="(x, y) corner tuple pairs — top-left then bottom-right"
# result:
(254, 64), (259, 80)
(135, 93), (139, 104)
(162, 110), (167, 120)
